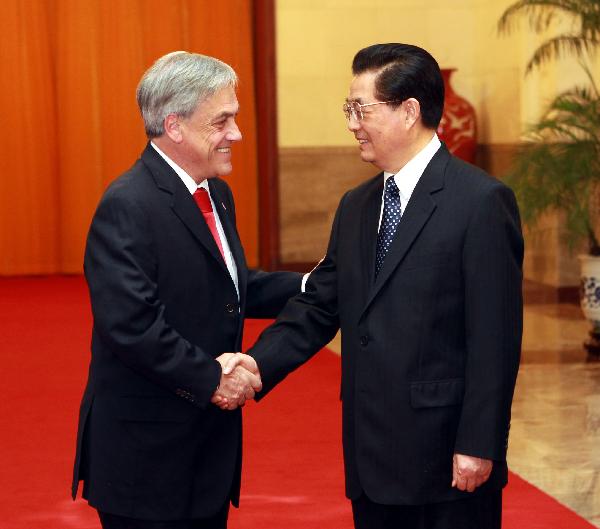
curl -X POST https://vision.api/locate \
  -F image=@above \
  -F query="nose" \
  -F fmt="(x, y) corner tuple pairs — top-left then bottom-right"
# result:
(227, 120), (242, 142)
(347, 114), (361, 132)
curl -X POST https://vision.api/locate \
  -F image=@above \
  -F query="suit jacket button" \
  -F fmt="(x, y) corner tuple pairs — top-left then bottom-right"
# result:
(225, 303), (235, 313)
(360, 336), (369, 346)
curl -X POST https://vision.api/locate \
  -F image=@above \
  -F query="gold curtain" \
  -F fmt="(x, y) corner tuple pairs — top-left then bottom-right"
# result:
(1, 0), (259, 274)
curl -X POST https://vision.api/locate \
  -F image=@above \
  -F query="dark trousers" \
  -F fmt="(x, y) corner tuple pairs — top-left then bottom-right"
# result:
(98, 502), (230, 529)
(352, 490), (502, 529)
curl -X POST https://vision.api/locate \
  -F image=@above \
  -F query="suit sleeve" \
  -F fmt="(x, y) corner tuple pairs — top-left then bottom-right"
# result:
(246, 193), (347, 396)
(245, 269), (303, 318)
(84, 189), (221, 408)
(454, 182), (524, 461)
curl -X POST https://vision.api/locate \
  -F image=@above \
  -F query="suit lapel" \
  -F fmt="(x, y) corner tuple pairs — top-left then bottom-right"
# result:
(208, 179), (248, 296)
(361, 145), (449, 315)
(141, 145), (229, 273)
(360, 174), (384, 290)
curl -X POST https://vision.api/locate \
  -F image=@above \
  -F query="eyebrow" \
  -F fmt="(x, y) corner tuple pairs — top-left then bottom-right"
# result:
(345, 97), (365, 104)
(212, 109), (239, 121)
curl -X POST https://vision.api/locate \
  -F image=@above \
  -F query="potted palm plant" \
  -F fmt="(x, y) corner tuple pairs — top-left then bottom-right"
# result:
(498, 0), (600, 357)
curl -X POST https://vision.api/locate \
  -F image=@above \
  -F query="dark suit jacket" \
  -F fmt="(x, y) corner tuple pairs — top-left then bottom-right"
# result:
(248, 144), (523, 505)
(71, 144), (301, 520)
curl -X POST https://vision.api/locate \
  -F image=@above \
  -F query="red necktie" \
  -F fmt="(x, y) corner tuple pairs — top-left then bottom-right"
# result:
(193, 188), (226, 261)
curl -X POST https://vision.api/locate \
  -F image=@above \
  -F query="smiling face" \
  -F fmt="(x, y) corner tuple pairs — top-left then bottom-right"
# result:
(347, 71), (412, 173)
(176, 85), (242, 182)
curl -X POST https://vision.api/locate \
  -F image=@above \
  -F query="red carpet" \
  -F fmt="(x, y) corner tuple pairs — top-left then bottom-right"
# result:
(0, 276), (595, 528)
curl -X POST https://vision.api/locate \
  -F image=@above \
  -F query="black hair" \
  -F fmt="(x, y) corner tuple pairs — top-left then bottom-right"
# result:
(352, 43), (444, 129)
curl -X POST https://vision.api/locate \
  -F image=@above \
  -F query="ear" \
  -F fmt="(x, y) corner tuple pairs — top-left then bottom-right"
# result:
(403, 98), (421, 128)
(163, 113), (183, 143)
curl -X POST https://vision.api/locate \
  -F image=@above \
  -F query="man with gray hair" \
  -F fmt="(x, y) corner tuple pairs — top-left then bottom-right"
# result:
(71, 51), (302, 529)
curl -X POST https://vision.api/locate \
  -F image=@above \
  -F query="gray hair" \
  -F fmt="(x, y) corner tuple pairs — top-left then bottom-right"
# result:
(136, 51), (238, 138)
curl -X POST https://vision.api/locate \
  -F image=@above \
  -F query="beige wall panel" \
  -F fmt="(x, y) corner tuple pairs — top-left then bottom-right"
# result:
(277, 0), (527, 146)
(278, 146), (376, 263)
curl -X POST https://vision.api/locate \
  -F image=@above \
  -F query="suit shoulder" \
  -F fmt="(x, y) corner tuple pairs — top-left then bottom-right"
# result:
(446, 155), (511, 197)
(93, 159), (157, 221)
(102, 159), (152, 201)
(444, 157), (520, 230)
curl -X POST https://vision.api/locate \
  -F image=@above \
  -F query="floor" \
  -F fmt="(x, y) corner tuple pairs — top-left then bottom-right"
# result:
(3, 276), (592, 529)
(326, 297), (600, 527)
(510, 302), (600, 528)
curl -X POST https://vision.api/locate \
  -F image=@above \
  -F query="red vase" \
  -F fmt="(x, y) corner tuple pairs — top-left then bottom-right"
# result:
(436, 68), (477, 164)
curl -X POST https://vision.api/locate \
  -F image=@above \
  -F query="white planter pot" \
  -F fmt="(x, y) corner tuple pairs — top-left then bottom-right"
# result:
(578, 255), (600, 358)
(579, 255), (600, 330)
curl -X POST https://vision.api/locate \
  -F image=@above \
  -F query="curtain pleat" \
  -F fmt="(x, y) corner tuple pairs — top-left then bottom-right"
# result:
(1, 0), (258, 274)
(2, 1), (60, 274)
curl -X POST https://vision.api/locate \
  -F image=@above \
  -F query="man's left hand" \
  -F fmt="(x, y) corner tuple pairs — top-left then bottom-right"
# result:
(451, 453), (492, 492)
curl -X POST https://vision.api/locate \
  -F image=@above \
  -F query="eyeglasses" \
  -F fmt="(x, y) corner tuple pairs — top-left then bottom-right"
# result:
(342, 99), (402, 121)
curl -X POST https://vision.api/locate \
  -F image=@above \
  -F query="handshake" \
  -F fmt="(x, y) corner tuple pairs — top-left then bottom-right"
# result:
(211, 353), (262, 410)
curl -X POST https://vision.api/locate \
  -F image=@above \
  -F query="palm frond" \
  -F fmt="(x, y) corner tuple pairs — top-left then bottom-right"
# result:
(525, 35), (599, 71)
(505, 83), (600, 252)
(499, 0), (600, 252)
(498, 0), (600, 71)
(530, 86), (600, 143)
(580, 60), (600, 95)
(498, 0), (590, 34)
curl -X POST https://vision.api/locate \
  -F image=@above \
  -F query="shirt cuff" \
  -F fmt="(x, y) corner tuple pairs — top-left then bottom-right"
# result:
(301, 273), (310, 293)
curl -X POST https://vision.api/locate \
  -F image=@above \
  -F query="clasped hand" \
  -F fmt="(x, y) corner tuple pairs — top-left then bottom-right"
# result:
(212, 353), (262, 410)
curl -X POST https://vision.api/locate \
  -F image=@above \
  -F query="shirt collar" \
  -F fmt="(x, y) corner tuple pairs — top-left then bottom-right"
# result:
(383, 133), (441, 207)
(150, 141), (208, 194)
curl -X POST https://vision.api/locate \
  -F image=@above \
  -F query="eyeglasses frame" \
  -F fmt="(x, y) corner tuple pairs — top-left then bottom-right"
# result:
(342, 99), (403, 121)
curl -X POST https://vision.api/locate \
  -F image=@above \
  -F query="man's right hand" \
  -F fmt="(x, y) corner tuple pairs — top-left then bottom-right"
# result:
(211, 353), (262, 410)
(451, 453), (493, 492)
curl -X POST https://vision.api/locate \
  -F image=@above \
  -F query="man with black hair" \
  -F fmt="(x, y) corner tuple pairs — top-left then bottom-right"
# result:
(226, 43), (523, 529)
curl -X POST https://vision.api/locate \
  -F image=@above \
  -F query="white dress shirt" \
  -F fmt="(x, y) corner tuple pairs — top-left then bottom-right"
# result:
(150, 142), (240, 298)
(379, 133), (442, 230)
